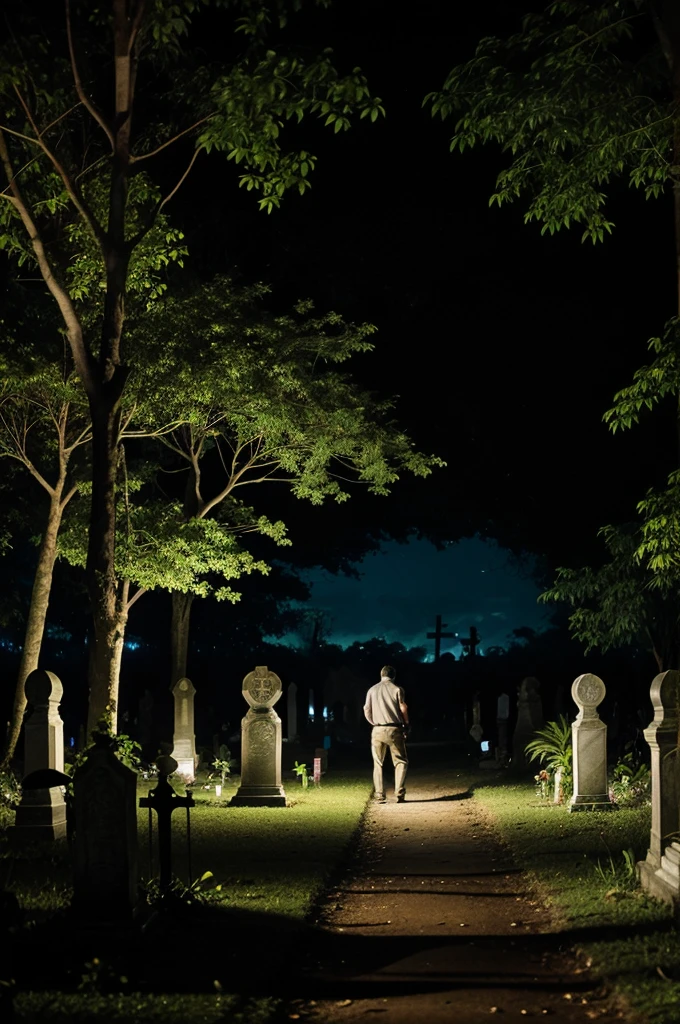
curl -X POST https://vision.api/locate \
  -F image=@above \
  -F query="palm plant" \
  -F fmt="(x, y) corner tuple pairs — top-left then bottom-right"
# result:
(525, 716), (573, 802)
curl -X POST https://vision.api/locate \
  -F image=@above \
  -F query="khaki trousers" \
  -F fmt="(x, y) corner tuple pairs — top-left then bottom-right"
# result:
(371, 726), (408, 799)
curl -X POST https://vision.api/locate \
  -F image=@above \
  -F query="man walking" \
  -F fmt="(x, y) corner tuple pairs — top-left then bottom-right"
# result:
(363, 665), (409, 803)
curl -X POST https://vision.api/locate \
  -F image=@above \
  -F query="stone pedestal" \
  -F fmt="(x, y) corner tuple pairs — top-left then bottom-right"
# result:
(638, 670), (680, 908)
(72, 733), (138, 923)
(13, 670), (67, 841)
(171, 677), (197, 781)
(569, 673), (615, 812)
(231, 666), (286, 807)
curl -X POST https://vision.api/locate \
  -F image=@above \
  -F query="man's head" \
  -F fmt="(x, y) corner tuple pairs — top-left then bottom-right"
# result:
(381, 665), (396, 681)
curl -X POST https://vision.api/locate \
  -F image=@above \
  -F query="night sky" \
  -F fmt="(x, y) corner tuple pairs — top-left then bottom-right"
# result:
(188, 0), (675, 654)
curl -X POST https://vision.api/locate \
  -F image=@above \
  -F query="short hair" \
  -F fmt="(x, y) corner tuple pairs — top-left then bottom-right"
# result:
(381, 665), (396, 680)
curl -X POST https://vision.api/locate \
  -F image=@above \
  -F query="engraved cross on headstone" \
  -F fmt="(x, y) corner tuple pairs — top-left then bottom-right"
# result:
(426, 614), (455, 661)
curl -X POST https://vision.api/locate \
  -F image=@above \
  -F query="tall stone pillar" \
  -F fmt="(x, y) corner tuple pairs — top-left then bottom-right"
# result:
(13, 669), (67, 841)
(569, 673), (614, 812)
(638, 670), (680, 908)
(171, 677), (197, 781)
(231, 666), (286, 807)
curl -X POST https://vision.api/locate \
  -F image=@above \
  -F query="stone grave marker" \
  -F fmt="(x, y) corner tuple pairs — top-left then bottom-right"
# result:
(72, 732), (138, 922)
(230, 666), (286, 807)
(569, 673), (615, 812)
(12, 669), (67, 841)
(511, 677), (543, 770)
(171, 677), (197, 781)
(638, 670), (680, 908)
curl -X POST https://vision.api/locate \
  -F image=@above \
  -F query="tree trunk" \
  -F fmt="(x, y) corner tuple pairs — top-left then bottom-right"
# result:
(85, 400), (126, 737)
(170, 591), (195, 689)
(1, 491), (66, 769)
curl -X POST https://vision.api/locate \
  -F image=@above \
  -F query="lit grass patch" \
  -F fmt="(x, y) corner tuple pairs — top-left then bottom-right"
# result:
(136, 773), (372, 919)
(467, 772), (680, 1023)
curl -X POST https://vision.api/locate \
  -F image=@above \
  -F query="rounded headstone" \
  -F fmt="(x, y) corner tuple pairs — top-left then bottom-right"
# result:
(172, 677), (195, 696)
(24, 669), (62, 706)
(571, 673), (605, 709)
(242, 666), (282, 709)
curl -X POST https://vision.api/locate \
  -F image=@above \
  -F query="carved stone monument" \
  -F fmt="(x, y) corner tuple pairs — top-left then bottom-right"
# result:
(638, 670), (680, 908)
(230, 666), (287, 807)
(569, 673), (614, 812)
(287, 682), (298, 742)
(171, 677), (197, 781)
(511, 677), (543, 770)
(72, 732), (138, 922)
(13, 669), (67, 841)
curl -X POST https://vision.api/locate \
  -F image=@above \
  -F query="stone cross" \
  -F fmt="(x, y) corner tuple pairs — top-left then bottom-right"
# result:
(511, 676), (543, 770)
(427, 614), (455, 661)
(459, 625), (481, 658)
(171, 677), (197, 781)
(72, 732), (138, 922)
(569, 673), (615, 812)
(230, 666), (286, 807)
(287, 682), (298, 742)
(12, 669), (67, 841)
(638, 670), (680, 909)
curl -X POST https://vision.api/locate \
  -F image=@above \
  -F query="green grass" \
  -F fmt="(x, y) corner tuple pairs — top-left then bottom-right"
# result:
(467, 773), (680, 1024)
(2, 770), (372, 1024)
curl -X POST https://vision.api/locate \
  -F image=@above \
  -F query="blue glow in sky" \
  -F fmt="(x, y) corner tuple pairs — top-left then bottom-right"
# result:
(281, 536), (551, 655)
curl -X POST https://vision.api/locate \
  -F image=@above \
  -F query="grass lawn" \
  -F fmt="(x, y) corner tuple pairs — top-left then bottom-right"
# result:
(466, 771), (680, 1024)
(3, 768), (373, 1023)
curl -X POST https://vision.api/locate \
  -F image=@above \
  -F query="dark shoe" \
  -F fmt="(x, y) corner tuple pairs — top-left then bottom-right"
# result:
(397, 794), (406, 803)
(374, 795), (387, 804)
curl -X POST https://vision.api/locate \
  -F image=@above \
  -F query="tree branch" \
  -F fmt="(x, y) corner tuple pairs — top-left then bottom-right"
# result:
(130, 116), (214, 163)
(0, 129), (96, 395)
(12, 86), (107, 253)
(65, 0), (116, 151)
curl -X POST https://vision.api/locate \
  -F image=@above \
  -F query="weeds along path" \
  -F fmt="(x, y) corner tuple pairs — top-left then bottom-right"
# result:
(293, 756), (636, 1024)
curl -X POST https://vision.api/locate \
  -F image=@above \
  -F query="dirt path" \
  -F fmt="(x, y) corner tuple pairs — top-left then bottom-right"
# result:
(294, 760), (633, 1024)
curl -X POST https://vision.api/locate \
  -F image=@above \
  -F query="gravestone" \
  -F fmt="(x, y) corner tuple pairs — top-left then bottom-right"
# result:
(569, 673), (615, 812)
(171, 677), (197, 781)
(13, 670), (67, 841)
(638, 670), (680, 908)
(511, 677), (544, 770)
(287, 682), (298, 742)
(72, 732), (138, 922)
(496, 692), (510, 764)
(469, 693), (483, 743)
(230, 666), (286, 807)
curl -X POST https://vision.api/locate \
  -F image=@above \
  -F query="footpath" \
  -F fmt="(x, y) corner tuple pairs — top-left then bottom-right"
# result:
(292, 755), (636, 1024)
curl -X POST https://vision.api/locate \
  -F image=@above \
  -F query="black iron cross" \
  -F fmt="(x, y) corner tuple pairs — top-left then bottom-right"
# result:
(427, 614), (455, 661)
(459, 625), (481, 658)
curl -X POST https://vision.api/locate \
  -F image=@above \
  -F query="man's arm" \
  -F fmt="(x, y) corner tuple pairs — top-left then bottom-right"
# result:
(364, 692), (375, 725)
(399, 689), (409, 726)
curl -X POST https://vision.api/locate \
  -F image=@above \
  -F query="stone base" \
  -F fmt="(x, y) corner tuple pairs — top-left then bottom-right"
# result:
(11, 786), (67, 841)
(569, 793), (617, 812)
(638, 845), (680, 912)
(230, 784), (287, 807)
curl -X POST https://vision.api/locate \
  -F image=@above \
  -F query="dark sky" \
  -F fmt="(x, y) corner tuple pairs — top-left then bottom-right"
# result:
(174, 0), (676, 652)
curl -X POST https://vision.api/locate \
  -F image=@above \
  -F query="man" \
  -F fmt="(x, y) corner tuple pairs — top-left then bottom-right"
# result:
(363, 665), (409, 803)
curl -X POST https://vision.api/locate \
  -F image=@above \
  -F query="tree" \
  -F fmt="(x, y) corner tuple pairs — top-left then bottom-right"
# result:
(540, 523), (678, 670)
(120, 276), (444, 687)
(0, 0), (385, 734)
(426, 0), (680, 661)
